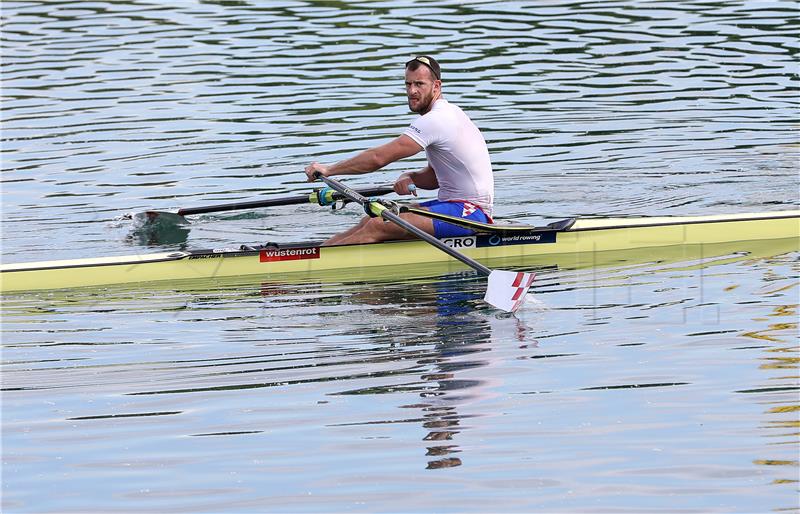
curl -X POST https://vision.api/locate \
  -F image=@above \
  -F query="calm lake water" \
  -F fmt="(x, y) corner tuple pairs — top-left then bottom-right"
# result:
(2, 0), (798, 512)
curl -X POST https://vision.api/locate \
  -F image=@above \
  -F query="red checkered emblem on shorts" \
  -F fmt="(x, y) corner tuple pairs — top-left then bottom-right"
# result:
(462, 202), (478, 217)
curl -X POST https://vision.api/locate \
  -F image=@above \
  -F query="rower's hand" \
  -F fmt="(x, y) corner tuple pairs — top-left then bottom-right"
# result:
(394, 174), (418, 196)
(305, 162), (329, 182)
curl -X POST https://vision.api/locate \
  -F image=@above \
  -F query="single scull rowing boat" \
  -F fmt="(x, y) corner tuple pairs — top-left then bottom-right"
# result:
(1, 210), (797, 293)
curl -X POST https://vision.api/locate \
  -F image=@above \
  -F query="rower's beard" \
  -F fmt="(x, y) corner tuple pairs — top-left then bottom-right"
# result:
(408, 94), (434, 114)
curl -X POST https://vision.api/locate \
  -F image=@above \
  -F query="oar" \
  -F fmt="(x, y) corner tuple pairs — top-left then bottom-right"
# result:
(315, 174), (536, 313)
(126, 185), (396, 226)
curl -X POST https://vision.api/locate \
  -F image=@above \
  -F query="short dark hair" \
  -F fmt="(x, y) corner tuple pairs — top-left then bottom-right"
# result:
(405, 55), (441, 80)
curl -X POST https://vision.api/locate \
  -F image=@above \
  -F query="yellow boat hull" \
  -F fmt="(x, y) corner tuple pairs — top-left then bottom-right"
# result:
(2, 211), (798, 293)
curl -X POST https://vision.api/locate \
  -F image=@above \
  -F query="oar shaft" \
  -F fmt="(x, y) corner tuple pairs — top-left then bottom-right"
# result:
(176, 186), (395, 216)
(317, 175), (492, 277)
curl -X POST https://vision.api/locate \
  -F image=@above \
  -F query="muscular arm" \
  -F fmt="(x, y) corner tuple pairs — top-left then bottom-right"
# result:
(308, 135), (422, 179)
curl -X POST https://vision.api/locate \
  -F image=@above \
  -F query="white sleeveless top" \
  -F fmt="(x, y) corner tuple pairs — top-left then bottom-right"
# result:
(403, 99), (494, 215)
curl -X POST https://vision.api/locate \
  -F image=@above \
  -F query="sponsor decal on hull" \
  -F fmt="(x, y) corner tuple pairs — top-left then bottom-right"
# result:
(440, 232), (556, 249)
(477, 232), (556, 247)
(442, 236), (477, 248)
(260, 247), (321, 262)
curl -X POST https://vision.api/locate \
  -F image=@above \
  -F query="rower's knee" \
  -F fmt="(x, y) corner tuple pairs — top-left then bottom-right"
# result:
(356, 216), (403, 243)
(362, 216), (388, 236)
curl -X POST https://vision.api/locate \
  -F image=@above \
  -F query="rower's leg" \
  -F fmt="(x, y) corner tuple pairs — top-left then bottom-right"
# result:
(323, 212), (434, 246)
(322, 217), (365, 244)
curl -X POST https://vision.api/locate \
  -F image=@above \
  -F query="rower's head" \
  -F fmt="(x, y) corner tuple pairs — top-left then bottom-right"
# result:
(405, 55), (441, 115)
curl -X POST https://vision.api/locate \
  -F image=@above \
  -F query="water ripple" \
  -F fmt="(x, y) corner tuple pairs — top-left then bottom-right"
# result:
(2, 0), (798, 260)
(2, 4), (799, 510)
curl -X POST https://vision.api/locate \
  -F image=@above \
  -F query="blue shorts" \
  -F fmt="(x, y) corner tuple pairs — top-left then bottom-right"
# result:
(419, 199), (491, 238)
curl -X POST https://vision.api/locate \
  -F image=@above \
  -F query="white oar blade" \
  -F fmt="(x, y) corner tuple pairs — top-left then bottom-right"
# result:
(484, 270), (536, 313)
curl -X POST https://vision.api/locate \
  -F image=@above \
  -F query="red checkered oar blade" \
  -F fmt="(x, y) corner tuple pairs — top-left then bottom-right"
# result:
(483, 270), (536, 313)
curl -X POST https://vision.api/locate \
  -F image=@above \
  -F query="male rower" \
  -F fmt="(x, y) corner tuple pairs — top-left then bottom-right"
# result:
(304, 55), (494, 246)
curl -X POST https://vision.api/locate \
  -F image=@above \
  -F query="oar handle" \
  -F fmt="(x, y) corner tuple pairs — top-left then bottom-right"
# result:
(315, 174), (493, 277)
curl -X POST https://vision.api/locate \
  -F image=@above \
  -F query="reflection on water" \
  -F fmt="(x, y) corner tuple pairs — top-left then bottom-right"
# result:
(2, 0), (799, 511)
(3, 247), (798, 511)
(324, 279), (532, 470)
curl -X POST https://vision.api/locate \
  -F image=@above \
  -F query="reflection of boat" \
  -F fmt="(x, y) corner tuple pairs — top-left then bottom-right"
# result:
(1, 211), (797, 293)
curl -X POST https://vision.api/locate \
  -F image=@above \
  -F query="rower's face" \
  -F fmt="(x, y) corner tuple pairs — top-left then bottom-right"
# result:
(405, 66), (440, 114)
